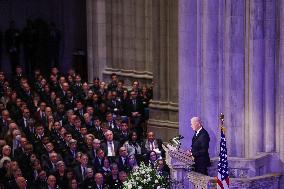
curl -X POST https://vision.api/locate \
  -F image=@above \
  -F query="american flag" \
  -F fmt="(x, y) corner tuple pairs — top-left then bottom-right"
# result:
(217, 128), (229, 189)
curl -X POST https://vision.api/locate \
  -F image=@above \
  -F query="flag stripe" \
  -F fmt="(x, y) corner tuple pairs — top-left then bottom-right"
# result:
(216, 178), (224, 189)
(217, 128), (229, 188)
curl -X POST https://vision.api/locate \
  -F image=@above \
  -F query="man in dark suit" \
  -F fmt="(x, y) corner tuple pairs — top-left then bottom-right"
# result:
(94, 173), (108, 189)
(64, 139), (78, 168)
(126, 91), (144, 136)
(143, 131), (165, 158)
(117, 121), (129, 145)
(0, 109), (10, 138)
(87, 139), (101, 165)
(106, 112), (120, 134)
(117, 147), (129, 172)
(101, 130), (120, 160)
(17, 108), (30, 131)
(74, 100), (85, 121)
(106, 91), (123, 116)
(42, 152), (59, 175)
(93, 148), (105, 173)
(74, 154), (89, 184)
(34, 101), (47, 124)
(190, 117), (210, 175)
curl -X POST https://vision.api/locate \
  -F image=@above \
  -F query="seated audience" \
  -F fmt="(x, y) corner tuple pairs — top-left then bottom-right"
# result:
(0, 67), (174, 189)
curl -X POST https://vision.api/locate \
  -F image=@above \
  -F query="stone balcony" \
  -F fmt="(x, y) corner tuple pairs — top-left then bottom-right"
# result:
(164, 145), (281, 189)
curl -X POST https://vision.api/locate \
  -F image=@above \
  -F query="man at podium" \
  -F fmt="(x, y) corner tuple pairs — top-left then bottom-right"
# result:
(189, 117), (210, 175)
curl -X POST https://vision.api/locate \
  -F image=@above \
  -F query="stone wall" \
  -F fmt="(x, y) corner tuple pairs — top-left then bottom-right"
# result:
(86, 0), (179, 141)
(86, 0), (284, 187)
(178, 0), (284, 186)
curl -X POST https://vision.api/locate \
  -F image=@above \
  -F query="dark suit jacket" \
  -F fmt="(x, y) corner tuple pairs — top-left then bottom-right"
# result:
(75, 109), (85, 121)
(93, 157), (104, 173)
(17, 117), (28, 130)
(0, 118), (8, 139)
(101, 140), (120, 157)
(74, 165), (87, 184)
(143, 138), (165, 158)
(118, 132), (129, 145)
(64, 149), (77, 167)
(125, 98), (144, 116)
(117, 156), (128, 171)
(191, 128), (211, 167)
(106, 99), (123, 115)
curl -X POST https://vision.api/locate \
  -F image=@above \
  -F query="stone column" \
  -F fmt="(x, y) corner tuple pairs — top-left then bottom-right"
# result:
(278, 0), (284, 187)
(200, 0), (223, 156)
(134, 0), (145, 71)
(223, 0), (245, 157)
(168, 0), (178, 109)
(247, 0), (265, 157)
(121, 0), (134, 71)
(86, 0), (107, 81)
(178, 0), (197, 148)
(145, 0), (153, 73)
(148, 0), (179, 141)
(278, 0), (284, 165)
(263, 0), (276, 153)
(86, 0), (95, 82)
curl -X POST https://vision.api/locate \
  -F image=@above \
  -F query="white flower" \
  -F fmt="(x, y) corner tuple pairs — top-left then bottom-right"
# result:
(155, 180), (159, 184)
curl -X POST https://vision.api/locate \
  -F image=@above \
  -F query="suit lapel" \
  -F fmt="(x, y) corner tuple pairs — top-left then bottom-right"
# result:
(192, 129), (203, 143)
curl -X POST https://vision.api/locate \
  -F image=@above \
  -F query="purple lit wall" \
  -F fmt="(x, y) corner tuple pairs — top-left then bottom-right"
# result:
(178, 0), (284, 185)
(179, 0), (281, 160)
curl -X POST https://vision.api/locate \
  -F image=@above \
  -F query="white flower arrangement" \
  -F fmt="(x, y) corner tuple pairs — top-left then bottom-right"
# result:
(123, 162), (169, 189)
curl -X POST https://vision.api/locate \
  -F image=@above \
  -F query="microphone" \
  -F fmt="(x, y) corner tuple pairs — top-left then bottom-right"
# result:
(178, 135), (184, 139)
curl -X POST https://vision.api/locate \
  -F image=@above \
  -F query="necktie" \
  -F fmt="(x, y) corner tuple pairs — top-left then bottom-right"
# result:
(34, 170), (38, 179)
(133, 100), (136, 110)
(109, 142), (115, 156)
(72, 150), (76, 158)
(122, 158), (125, 165)
(82, 167), (86, 180)
(134, 144), (138, 154)
(150, 142), (155, 150)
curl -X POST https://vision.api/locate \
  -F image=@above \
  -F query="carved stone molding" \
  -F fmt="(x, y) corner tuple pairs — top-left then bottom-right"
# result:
(103, 67), (153, 79)
(149, 100), (178, 111)
(102, 67), (153, 86)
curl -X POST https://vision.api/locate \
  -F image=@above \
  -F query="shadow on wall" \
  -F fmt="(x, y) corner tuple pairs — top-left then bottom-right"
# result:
(0, 0), (87, 76)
